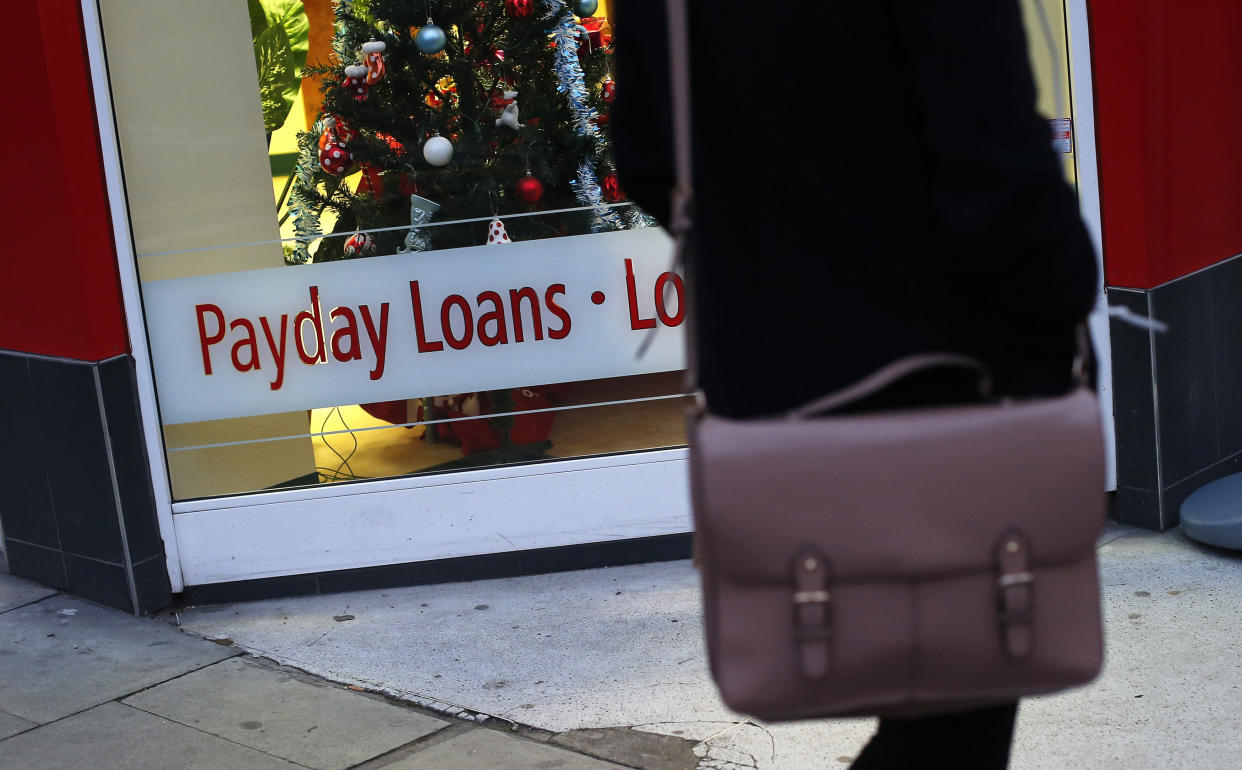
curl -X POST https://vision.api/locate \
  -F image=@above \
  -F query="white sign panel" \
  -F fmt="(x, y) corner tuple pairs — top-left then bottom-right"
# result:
(143, 228), (685, 424)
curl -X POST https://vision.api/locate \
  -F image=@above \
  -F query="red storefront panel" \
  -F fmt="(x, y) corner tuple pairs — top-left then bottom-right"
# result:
(2, 0), (128, 361)
(1093, 0), (1242, 288)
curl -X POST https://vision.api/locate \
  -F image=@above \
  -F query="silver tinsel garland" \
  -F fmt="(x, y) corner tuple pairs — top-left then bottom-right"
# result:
(543, 0), (625, 232)
(285, 120), (325, 265)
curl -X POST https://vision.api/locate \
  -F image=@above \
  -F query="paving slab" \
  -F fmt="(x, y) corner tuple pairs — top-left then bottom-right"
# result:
(124, 656), (448, 770)
(179, 561), (720, 730)
(0, 572), (56, 613)
(179, 559), (872, 768)
(0, 708), (35, 741)
(0, 702), (300, 770)
(0, 597), (234, 724)
(390, 727), (629, 769)
(552, 727), (699, 770)
(179, 526), (1242, 769)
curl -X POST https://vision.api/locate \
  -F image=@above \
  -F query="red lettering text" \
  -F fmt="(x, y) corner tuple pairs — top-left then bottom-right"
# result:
(410, 281), (444, 352)
(545, 284), (571, 340)
(195, 304), (225, 375)
(654, 272), (685, 327)
(442, 294), (473, 350)
(625, 259), (656, 330)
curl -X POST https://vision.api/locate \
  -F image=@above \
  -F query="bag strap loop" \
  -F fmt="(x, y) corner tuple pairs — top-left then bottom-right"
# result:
(789, 354), (991, 420)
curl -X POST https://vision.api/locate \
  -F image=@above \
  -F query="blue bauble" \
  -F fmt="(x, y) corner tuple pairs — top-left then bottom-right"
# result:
(575, 0), (598, 16)
(415, 23), (447, 55)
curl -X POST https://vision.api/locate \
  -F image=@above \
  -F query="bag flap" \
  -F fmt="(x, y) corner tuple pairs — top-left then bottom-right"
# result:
(689, 388), (1106, 585)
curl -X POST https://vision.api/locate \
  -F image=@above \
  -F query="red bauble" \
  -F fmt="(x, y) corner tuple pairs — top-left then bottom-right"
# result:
(505, 0), (534, 18)
(318, 125), (353, 175)
(515, 174), (544, 204)
(602, 173), (625, 202)
(343, 232), (374, 257)
(601, 75), (616, 104)
(319, 140), (353, 175)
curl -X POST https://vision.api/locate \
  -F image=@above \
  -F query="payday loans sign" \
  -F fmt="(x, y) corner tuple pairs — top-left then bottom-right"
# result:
(143, 228), (686, 424)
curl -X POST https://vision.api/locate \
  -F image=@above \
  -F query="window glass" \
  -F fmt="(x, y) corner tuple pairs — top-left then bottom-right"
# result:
(99, 0), (689, 500)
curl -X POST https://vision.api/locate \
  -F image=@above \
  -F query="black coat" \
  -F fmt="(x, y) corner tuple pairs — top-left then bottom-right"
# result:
(610, 0), (1099, 417)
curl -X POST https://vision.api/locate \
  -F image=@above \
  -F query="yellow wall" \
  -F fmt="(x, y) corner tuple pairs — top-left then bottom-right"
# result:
(1020, 0), (1077, 184)
(99, 0), (317, 500)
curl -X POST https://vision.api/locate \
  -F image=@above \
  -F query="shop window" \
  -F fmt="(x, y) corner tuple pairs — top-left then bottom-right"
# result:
(100, 0), (688, 500)
(98, 0), (1075, 501)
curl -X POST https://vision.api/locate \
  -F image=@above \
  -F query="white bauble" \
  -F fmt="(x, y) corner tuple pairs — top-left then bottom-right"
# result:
(423, 135), (454, 167)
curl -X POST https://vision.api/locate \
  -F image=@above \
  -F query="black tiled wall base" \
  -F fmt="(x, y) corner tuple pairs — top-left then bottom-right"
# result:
(0, 350), (170, 613)
(1108, 254), (1242, 529)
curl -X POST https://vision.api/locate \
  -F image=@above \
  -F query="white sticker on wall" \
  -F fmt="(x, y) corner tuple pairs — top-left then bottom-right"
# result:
(1050, 118), (1073, 154)
(142, 228), (685, 425)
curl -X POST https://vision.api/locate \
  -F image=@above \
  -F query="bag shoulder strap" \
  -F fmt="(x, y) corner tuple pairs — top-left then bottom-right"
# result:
(666, 0), (694, 236)
(789, 354), (990, 420)
(660, 0), (699, 395)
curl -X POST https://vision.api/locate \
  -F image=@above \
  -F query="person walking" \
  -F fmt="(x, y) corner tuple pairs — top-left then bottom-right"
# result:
(608, 1), (1099, 767)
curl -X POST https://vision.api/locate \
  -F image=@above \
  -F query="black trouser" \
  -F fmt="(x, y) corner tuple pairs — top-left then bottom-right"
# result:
(850, 703), (1018, 769)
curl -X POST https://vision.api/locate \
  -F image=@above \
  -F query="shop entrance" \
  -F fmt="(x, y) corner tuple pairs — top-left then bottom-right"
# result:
(83, 0), (1108, 593)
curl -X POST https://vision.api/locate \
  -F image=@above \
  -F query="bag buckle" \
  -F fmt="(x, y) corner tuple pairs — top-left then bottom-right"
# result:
(792, 546), (833, 679)
(995, 530), (1035, 658)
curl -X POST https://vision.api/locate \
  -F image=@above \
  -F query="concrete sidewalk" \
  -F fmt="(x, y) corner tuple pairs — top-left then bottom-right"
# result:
(3, 524), (1242, 768)
(173, 524), (1242, 769)
(0, 572), (683, 769)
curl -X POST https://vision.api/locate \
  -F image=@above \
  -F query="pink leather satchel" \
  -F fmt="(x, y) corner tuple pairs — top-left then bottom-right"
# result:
(687, 356), (1106, 719)
(659, 1), (1107, 719)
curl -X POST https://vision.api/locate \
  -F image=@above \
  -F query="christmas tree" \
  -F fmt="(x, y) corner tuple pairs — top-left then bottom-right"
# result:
(285, 0), (648, 264)
(277, 0), (649, 461)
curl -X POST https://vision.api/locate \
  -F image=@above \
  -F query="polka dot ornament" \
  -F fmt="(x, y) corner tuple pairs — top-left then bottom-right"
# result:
(485, 218), (512, 245)
(343, 64), (369, 102)
(318, 124), (354, 176)
(361, 40), (387, 85)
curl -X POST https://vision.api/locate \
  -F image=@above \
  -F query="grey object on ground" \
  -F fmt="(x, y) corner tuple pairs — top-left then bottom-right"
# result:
(0, 598), (233, 724)
(1179, 472), (1242, 550)
(0, 702), (301, 770)
(123, 656), (448, 770)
